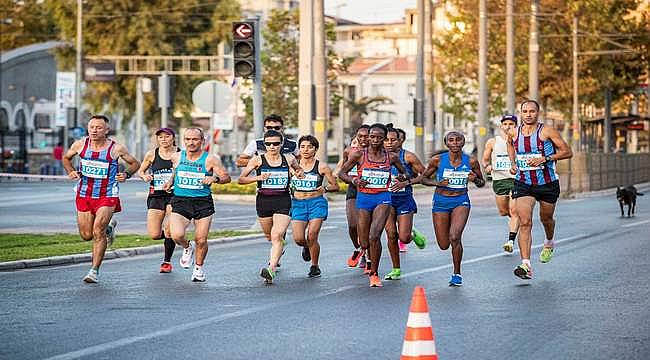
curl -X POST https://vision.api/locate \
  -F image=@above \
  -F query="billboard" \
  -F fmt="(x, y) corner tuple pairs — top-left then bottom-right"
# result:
(55, 72), (76, 127)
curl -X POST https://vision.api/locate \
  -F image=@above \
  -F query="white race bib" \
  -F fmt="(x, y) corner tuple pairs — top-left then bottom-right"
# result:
(153, 171), (173, 190)
(442, 169), (470, 189)
(361, 168), (390, 189)
(516, 153), (544, 171)
(176, 170), (205, 189)
(261, 170), (289, 189)
(80, 159), (109, 179)
(390, 177), (406, 192)
(347, 165), (358, 177)
(291, 173), (319, 191)
(493, 154), (512, 171)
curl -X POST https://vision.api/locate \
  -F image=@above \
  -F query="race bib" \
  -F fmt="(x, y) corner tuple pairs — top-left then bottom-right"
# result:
(347, 165), (358, 177)
(516, 153), (544, 171)
(442, 169), (470, 189)
(80, 159), (109, 179)
(152, 171), (173, 190)
(261, 170), (289, 189)
(176, 170), (205, 189)
(493, 154), (512, 171)
(390, 177), (406, 192)
(361, 168), (390, 189)
(291, 173), (319, 191)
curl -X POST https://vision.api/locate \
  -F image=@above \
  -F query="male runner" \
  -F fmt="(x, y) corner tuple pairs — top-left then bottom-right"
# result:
(236, 114), (298, 167)
(62, 115), (140, 283)
(482, 115), (520, 253)
(506, 100), (572, 280)
(163, 128), (231, 282)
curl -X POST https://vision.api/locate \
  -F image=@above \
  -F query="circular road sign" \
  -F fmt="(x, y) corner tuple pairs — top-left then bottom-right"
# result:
(192, 80), (233, 114)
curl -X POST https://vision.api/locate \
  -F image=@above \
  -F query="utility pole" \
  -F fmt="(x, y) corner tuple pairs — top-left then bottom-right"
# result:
(477, 0), (488, 159)
(135, 78), (144, 160)
(251, 16), (264, 138)
(71, 0), (82, 148)
(506, 0), (515, 113)
(298, 0), (314, 136)
(424, 0), (434, 157)
(159, 71), (169, 128)
(604, 88), (612, 153)
(313, 0), (328, 161)
(572, 16), (580, 151)
(529, 0), (539, 102)
(414, 0), (425, 160)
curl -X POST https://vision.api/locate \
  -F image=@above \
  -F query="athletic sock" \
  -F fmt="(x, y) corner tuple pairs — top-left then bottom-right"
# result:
(508, 232), (517, 242)
(522, 259), (531, 267)
(544, 239), (554, 248)
(163, 237), (176, 262)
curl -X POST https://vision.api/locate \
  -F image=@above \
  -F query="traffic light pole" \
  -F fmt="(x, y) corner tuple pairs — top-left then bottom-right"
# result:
(251, 16), (264, 138)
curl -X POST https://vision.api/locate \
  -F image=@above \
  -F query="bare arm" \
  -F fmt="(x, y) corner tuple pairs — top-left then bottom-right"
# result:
(236, 139), (257, 167)
(62, 140), (83, 179)
(482, 138), (495, 174)
(468, 156), (486, 188)
(238, 156), (264, 185)
(544, 126), (573, 161)
(137, 150), (155, 182)
(162, 152), (180, 192)
(204, 155), (232, 185)
(286, 154), (305, 179)
(113, 144), (141, 182)
(506, 129), (517, 175)
(420, 156), (446, 186)
(338, 150), (362, 185)
(320, 162), (340, 192)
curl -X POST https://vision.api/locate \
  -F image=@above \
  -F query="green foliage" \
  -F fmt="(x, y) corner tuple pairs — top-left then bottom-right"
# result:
(211, 181), (257, 195)
(45, 0), (241, 128)
(0, 0), (58, 50)
(435, 0), (649, 121)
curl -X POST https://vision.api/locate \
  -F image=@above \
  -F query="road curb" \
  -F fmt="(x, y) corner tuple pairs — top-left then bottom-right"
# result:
(571, 182), (650, 199)
(0, 233), (266, 272)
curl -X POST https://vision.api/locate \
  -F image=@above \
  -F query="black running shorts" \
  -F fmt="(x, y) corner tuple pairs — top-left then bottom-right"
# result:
(511, 180), (560, 204)
(256, 193), (291, 218)
(147, 195), (172, 211)
(171, 195), (215, 220)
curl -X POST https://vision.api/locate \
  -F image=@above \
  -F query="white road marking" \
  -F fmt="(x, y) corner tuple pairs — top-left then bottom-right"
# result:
(622, 219), (650, 228)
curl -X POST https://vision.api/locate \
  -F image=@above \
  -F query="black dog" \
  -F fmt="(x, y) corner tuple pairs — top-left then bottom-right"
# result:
(616, 185), (644, 217)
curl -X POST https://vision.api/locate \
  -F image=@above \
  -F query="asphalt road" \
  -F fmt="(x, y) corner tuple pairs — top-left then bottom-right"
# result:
(0, 183), (649, 359)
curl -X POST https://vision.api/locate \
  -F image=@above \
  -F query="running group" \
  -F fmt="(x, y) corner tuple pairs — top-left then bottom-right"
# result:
(62, 99), (572, 287)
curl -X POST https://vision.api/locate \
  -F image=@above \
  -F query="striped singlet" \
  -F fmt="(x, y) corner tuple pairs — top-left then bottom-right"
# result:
(513, 123), (558, 185)
(76, 137), (119, 198)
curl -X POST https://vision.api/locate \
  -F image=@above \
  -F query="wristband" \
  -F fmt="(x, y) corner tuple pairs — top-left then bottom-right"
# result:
(125, 172), (132, 179)
(213, 176), (221, 183)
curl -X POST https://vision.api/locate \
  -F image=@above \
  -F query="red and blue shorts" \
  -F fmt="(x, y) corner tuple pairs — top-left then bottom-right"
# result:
(75, 196), (122, 215)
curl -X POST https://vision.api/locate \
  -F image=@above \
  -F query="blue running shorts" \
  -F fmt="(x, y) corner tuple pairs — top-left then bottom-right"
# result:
(431, 192), (471, 213)
(391, 194), (417, 215)
(356, 191), (392, 212)
(291, 196), (328, 221)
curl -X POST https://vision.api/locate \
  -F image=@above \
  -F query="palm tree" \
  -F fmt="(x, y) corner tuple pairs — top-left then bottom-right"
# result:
(344, 95), (395, 130)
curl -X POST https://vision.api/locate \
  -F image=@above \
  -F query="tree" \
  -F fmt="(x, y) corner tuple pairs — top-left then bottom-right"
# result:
(434, 0), (649, 123)
(0, 0), (58, 51)
(46, 0), (240, 127)
(242, 8), (352, 129)
(344, 95), (395, 130)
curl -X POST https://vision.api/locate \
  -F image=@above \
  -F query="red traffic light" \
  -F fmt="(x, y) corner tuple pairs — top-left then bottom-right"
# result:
(233, 22), (253, 39)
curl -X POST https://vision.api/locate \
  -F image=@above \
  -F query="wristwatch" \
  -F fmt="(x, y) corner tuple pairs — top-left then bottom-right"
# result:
(544, 155), (553, 163)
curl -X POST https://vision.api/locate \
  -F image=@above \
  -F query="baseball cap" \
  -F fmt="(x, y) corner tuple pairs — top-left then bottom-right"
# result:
(500, 114), (518, 123)
(155, 128), (175, 136)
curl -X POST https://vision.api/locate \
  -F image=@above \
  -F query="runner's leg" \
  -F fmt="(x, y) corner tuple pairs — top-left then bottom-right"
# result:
(368, 204), (391, 275)
(91, 206), (116, 269)
(515, 196), (536, 261)
(448, 206), (470, 275)
(146, 209), (166, 239)
(291, 220), (308, 247)
(269, 214), (291, 272)
(306, 218), (324, 266)
(193, 215), (213, 266)
(384, 208), (400, 270)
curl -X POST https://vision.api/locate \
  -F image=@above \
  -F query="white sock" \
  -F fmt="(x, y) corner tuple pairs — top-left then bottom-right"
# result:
(544, 239), (554, 248)
(522, 259), (531, 267)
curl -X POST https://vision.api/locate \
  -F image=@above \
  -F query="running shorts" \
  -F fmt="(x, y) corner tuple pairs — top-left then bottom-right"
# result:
(256, 193), (291, 218)
(356, 191), (391, 212)
(291, 196), (328, 221)
(492, 178), (515, 196)
(346, 184), (357, 200)
(147, 195), (172, 211)
(171, 195), (215, 220)
(432, 192), (471, 213)
(511, 180), (560, 204)
(390, 194), (417, 215)
(76, 196), (122, 215)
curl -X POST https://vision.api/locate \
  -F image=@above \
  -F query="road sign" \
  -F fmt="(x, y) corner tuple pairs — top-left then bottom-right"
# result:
(55, 72), (76, 127)
(83, 62), (116, 81)
(234, 23), (253, 39)
(192, 80), (233, 114)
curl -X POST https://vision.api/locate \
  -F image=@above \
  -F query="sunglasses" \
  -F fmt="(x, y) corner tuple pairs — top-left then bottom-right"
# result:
(265, 126), (282, 131)
(264, 141), (282, 147)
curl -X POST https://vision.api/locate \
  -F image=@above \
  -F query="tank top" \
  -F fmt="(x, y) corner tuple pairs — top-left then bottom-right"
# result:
(436, 151), (471, 191)
(257, 154), (290, 196)
(76, 137), (119, 198)
(390, 149), (414, 196)
(346, 145), (360, 178)
(149, 148), (177, 197)
(291, 160), (323, 192)
(173, 150), (212, 197)
(491, 135), (514, 181)
(357, 149), (391, 194)
(513, 123), (558, 185)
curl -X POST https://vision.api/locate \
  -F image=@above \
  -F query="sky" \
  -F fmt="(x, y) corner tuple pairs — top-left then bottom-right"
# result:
(324, 0), (417, 24)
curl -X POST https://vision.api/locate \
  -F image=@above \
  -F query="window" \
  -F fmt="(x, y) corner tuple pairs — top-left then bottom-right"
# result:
(371, 84), (394, 98)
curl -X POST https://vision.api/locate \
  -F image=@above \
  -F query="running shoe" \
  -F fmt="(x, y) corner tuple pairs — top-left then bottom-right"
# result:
(106, 219), (117, 247)
(503, 240), (514, 253)
(347, 249), (364, 267)
(384, 268), (401, 280)
(191, 266), (206, 282)
(179, 242), (194, 269)
(159, 262), (172, 273)
(412, 228), (427, 249)
(369, 274), (383, 287)
(514, 263), (533, 280)
(308, 265), (321, 278)
(449, 274), (463, 286)
(302, 246), (311, 262)
(260, 267), (276, 284)
(358, 254), (367, 269)
(83, 268), (98, 283)
(540, 247), (554, 263)
(398, 241), (408, 252)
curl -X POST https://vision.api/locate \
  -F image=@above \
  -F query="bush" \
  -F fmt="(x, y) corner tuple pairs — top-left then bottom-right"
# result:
(211, 182), (257, 195)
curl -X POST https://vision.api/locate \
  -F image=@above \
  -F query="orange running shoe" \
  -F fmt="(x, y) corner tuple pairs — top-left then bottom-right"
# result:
(347, 249), (364, 267)
(159, 262), (172, 273)
(369, 274), (383, 287)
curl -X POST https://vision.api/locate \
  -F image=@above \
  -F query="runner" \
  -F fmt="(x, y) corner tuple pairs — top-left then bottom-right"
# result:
(383, 125), (427, 281)
(163, 128), (231, 282)
(333, 125), (369, 268)
(137, 127), (179, 273)
(290, 135), (339, 278)
(482, 115), (520, 253)
(339, 123), (408, 287)
(238, 130), (305, 284)
(62, 115), (140, 283)
(236, 114), (298, 167)
(421, 130), (485, 286)
(506, 100), (572, 280)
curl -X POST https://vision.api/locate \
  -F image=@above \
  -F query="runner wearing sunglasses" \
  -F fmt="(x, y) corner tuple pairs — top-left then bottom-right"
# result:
(236, 114), (299, 167)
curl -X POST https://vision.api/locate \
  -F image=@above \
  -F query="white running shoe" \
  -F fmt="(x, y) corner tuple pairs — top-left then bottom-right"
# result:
(191, 266), (206, 282)
(179, 242), (194, 269)
(83, 268), (99, 283)
(106, 219), (117, 247)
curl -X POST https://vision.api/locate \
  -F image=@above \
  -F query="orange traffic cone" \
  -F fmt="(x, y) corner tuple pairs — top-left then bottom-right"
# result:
(400, 286), (438, 360)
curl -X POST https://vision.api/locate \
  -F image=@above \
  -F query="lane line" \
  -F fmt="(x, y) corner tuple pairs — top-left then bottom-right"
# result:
(40, 232), (590, 360)
(622, 219), (650, 228)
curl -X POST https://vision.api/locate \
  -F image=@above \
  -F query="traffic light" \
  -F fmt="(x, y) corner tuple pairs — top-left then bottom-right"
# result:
(232, 21), (255, 78)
